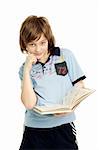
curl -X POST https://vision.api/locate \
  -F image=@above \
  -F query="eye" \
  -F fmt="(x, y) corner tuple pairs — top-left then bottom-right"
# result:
(41, 41), (46, 45)
(29, 43), (36, 47)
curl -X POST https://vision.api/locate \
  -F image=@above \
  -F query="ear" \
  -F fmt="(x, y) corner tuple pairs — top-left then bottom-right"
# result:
(26, 47), (28, 51)
(25, 47), (29, 53)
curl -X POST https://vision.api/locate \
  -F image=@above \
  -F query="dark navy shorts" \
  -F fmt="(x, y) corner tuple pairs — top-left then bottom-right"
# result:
(19, 122), (78, 150)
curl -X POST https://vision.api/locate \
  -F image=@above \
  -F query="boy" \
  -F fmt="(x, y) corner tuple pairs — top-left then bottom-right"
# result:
(19, 15), (86, 149)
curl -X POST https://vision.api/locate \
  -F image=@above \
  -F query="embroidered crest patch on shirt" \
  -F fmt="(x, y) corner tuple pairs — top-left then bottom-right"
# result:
(55, 61), (68, 76)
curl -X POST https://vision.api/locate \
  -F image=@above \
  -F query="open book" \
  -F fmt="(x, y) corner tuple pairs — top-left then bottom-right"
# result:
(33, 87), (95, 115)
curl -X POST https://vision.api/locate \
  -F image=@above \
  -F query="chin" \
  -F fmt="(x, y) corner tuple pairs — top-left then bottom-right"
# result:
(36, 54), (44, 60)
(36, 56), (42, 60)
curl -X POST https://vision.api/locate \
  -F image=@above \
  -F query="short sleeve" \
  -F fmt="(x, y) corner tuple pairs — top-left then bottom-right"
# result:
(62, 49), (86, 85)
(18, 63), (25, 80)
(18, 63), (36, 88)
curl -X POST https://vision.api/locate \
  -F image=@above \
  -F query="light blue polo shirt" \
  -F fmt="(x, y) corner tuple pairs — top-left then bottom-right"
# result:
(19, 47), (86, 128)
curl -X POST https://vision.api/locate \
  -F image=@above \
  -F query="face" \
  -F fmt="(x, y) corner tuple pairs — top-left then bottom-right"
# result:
(26, 34), (49, 60)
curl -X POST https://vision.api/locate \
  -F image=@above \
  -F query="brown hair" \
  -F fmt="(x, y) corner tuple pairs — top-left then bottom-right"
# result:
(19, 15), (55, 53)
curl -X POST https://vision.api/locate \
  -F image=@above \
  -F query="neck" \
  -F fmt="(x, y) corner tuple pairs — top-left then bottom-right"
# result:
(39, 52), (50, 64)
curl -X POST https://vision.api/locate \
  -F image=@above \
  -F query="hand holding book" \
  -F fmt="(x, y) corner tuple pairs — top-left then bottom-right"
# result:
(33, 87), (95, 115)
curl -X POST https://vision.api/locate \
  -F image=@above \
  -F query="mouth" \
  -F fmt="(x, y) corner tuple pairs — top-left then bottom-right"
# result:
(35, 53), (43, 59)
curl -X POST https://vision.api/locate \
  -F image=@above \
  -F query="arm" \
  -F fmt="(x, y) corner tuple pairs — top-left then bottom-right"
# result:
(20, 54), (37, 110)
(74, 80), (85, 88)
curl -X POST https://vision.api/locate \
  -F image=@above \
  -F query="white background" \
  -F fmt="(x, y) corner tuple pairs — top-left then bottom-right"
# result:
(0, 0), (98, 149)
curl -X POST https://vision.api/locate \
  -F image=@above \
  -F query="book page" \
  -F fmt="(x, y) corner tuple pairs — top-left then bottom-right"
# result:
(63, 87), (95, 109)
(33, 105), (72, 115)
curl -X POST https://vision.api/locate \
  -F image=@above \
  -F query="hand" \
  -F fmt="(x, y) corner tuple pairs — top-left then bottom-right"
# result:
(24, 53), (37, 72)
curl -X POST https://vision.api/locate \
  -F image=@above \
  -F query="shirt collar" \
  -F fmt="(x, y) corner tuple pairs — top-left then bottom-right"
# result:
(51, 47), (60, 56)
(36, 47), (60, 65)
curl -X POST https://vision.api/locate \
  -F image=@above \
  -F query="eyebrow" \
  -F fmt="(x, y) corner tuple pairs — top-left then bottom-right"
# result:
(40, 39), (47, 42)
(29, 39), (47, 44)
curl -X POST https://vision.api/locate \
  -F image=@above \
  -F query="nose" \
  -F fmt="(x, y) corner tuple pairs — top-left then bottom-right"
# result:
(35, 46), (41, 53)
